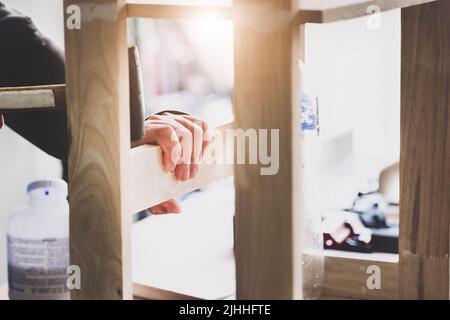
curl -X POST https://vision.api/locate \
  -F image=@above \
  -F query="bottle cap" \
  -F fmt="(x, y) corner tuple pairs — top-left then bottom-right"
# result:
(27, 179), (68, 196)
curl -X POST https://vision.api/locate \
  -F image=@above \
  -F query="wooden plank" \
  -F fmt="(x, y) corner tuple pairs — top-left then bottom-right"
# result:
(128, 122), (234, 214)
(322, 251), (398, 300)
(127, 3), (233, 20)
(0, 84), (65, 112)
(126, 1), (437, 24)
(298, 0), (437, 24)
(233, 0), (303, 299)
(64, 0), (132, 299)
(399, 0), (450, 300)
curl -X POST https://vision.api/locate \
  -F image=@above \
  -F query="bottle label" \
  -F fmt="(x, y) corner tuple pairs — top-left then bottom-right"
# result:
(7, 236), (69, 300)
(301, 92), (320, 135)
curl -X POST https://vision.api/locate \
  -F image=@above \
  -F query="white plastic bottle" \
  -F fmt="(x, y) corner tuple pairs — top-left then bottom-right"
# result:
(7, 179), (70, 300)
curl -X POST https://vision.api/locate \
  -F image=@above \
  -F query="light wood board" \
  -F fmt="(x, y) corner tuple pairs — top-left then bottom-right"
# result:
(128, 122), (234, 214)
(126, 1), (438, 24)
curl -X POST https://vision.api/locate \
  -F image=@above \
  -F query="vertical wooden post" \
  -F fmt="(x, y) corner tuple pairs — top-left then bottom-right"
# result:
(234, 0), (303, 299)
(400, 0), (450, 300)
(64, 0), (132, 299)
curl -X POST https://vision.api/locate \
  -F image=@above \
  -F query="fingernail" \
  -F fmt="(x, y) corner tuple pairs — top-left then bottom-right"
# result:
(183, 169), (190, 181)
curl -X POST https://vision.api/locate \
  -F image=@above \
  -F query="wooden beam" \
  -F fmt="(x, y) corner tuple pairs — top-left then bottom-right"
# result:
(322, 251), (398, 300)
(127, 123), (234, 214)
(399, 0), (450, 300)
(64, 0), (132, 299)
(233, 0), (303, 299)
(0, 84), (65, 112)
(126, 1), (437, 25)
(298, 0), (438, 24)
(127, 3), (233, 20)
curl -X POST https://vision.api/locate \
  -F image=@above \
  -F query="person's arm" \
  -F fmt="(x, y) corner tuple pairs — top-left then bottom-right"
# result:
(0, 4), (210, 215)
(0, 2), (67, 160)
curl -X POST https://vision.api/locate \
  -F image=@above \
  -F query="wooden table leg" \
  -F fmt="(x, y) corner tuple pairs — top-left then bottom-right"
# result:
(64, 0), (132, 300)
(233, 0), (304, 299)
(399, 0), (450, 300)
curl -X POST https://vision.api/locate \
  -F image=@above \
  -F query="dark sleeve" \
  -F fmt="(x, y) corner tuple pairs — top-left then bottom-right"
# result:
(153, 110), (189, 118)
(0, 2), (67, 161)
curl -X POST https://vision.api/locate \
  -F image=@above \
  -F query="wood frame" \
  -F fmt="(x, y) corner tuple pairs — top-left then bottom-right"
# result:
(63, 0), (447, 301)
(1, 0), (441, 300)
(126, 1), (437, 24)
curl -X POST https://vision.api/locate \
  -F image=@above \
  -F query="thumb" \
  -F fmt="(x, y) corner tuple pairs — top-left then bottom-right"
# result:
(0, 114), (4, 129)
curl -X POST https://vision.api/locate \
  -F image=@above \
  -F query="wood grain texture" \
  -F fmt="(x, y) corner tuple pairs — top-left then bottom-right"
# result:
(127, 3), (233, 20)
(233, 0), (303, 299)
(0, 84), (65, 112)
(128, 122), (234, 214)
(64, 0), (132, 300)
(322, 251), (398, 300)
(399, 0), (450, 300)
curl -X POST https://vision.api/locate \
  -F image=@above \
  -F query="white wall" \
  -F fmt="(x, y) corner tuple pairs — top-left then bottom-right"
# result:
(0, 0), (64, 284)
(307, 10), (401, 209)
(2, 0), (64, 47)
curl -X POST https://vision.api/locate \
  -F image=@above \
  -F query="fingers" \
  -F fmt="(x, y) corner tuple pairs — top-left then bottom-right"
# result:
(183, 115), (211, 156)
(143, 112), (210, 181)
(173, 117), (203, 179)
(142, 113), (208, 217)
(143, 122), (181, 172)
(144, 117), (193, 181)
(149, 199), (181, 215)
(174, 124), (193, 181)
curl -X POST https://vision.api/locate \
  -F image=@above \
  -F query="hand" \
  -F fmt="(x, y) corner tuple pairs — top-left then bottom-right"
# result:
(138, 112), (210, 215)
